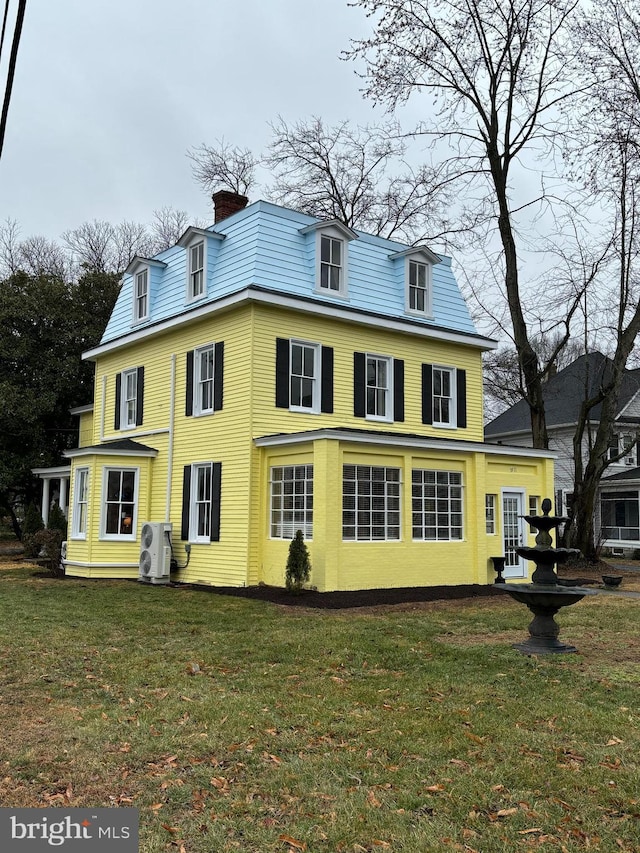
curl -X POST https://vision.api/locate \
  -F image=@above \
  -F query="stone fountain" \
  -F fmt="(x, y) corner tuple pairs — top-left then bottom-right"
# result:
(495, 498), (598, 654)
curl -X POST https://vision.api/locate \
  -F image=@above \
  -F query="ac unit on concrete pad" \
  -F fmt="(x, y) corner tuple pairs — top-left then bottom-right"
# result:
(139, 522), (172, 584)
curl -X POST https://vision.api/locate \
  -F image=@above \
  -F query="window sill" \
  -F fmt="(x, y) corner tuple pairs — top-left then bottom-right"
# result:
(314, 287), (349, 300)
(99, 535), (137, 542)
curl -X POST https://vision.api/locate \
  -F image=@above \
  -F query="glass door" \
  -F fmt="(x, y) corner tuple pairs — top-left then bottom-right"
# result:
(502, 491), (526, 578)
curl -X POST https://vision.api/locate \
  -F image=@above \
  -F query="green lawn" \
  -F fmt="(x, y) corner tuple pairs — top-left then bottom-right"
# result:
(1, 563), (638, 852)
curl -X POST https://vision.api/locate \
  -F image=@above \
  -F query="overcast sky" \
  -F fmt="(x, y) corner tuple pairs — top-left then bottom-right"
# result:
(0, 0), (403, 241)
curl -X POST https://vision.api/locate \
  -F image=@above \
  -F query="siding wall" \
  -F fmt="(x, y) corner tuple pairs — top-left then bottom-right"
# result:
(258, 440), (554, 592)
(249, 303), (485, 441)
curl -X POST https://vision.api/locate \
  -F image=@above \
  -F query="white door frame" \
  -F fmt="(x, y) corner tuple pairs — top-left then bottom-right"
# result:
(501, 489), (527, 579)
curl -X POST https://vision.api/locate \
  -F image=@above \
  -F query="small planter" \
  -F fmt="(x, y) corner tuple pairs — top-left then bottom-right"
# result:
(602, 575), (623, 587)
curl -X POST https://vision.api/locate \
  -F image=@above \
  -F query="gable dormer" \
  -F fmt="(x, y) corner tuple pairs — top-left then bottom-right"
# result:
(299, 219), (358, 298)
(388, 246), (440, 320)
(125, 256), (167, 325)
(177, 226), (226, 304)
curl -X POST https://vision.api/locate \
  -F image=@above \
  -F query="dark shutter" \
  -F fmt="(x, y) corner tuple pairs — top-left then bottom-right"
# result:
(456, 368), (467, 428)
(275, 338), (290, 408)
(321, 346), (334, 414)
(393, 359), (405, 422)
(353, 352), (366, 418)
(422, 364), (433, 425)
(135, 366), (144, 426)
(185, 350), (194, 416)
(181, 465), (191, 540)
(210, 462), (222, 542)
(213, 341), (224, 411)
(114, 373), (122, 430)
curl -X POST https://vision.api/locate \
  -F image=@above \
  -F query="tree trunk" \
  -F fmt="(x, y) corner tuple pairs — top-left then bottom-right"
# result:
(489, 149), (549, 449)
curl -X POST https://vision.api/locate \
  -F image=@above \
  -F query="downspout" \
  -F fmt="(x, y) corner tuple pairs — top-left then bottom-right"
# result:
(165, 354), (176, 523)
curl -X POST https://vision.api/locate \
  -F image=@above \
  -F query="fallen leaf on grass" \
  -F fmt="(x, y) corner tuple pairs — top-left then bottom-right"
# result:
(424, 783), (446, 793)
(161, 823), (178, 834)
(367, 789), (382, 808)
(278, 834), (306, 850)
(464, 732), (485, 744)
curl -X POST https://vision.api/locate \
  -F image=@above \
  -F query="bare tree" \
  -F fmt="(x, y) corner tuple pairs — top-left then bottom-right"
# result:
(266, 116), (453, 242)
(484, 335), (588, 420)
(188, 138), (258, 196)
(62, 219), (152, 274)
(150, 206), (192, 252)
(559, 0), (640, 556)
(348, 0), (582, 448)
(188, 118), (457, 243)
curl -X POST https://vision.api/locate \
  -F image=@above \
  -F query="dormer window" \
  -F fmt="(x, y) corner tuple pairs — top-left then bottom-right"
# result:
(389, 246), (439, 319)
(189, 241), (205, 300)
(320, 235), (343, 291)
(408, 261), (428, 313)
(299, 219), (357, 298)
(177, 226), (225, 305)
(125, 256), (167, 326)
(134, 269), (149, 321)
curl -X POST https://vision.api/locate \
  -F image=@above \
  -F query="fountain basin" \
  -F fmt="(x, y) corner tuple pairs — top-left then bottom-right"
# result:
(495, 583), (598, 654)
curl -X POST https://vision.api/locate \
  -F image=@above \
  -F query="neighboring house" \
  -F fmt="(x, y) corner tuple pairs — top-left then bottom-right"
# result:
(485, 352), (640, 554)
(55, 191), (554, 590)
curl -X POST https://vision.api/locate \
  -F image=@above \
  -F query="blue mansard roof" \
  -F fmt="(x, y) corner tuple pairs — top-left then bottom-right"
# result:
(94, 200), (492, 355)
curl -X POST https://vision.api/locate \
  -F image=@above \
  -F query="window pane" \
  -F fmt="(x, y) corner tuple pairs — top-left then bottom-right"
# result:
(412, 469), (464, 541)
(270, 465), (313, 539)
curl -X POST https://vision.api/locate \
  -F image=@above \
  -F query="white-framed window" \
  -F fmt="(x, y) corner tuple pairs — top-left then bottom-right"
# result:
(342, 465), (401, 541)
(102, 468), (138, 539)
(408, 260), (430, 315)
(134, 268), (149, 322)
(320, 235), (343, 292)
(122, 368), (138, 429)
(72, 467), (89, 539)
(486, 494), (496, 535)
(188, 240), (205, 300)
(290, 341), (320, 412)
(529, 495), (540, 516)
(270, 465), (314, 539)
(366, 354), (392, 421)
(622, 433), (637, 465)
(122, 368), (139, 429)
(194, 344), (215, 416)
(432, 366), (455, 427)
(190, 462), (214, 542)
(412, 470), (463, 541)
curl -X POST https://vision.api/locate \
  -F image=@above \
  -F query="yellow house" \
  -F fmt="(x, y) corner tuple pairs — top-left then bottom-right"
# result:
(62, 192), (554, 591)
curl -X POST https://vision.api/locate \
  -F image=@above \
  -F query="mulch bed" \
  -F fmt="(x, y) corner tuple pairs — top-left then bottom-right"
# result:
(177, 582), (505, 609)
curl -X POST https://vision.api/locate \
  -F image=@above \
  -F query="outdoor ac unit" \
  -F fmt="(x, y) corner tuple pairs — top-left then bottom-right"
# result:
(138, 522), (172, 584)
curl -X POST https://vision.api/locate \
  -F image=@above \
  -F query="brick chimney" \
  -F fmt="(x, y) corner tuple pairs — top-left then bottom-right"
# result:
(213, 189), (248, 223)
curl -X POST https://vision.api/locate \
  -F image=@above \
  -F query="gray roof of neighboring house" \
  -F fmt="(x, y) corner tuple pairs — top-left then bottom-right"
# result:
(485, 351), (640, 438)
(601, 466), (640, 483)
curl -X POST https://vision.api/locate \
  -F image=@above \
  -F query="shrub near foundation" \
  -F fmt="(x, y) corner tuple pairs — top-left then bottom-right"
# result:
(285, 529), (311, 593)
(21, 502), (44, 557)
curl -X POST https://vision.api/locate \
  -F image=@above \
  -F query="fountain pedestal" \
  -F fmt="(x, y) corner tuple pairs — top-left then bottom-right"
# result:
(496, 499), (597, 654)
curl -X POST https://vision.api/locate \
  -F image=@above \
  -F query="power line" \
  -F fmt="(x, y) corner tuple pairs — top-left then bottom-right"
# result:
(0, 0), (27, 162)
(0, 0), (12, 64)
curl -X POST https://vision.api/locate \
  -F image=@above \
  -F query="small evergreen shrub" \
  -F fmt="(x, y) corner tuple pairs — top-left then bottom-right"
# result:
(32, 528), (65, 577)
(47, 502), (68, 539)
(285, 529), (312, 593)
(22, 502), (45, 557)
